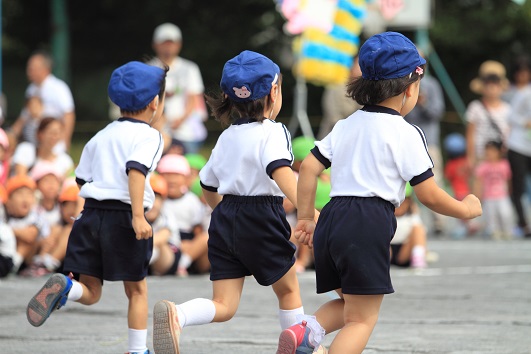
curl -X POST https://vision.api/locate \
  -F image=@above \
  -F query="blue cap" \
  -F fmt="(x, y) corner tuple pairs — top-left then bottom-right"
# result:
(108, 61), (165, 111)
(359, 32), (426, 81)
(443, 133), (466, 156)
(220, 50), (280, 102)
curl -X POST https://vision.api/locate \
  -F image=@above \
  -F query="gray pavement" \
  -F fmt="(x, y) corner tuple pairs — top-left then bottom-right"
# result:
(2, 238), (531, 354)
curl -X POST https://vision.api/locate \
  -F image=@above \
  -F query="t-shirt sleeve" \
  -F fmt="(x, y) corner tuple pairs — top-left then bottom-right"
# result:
(126, 130), (163, 176)
(396, 124), (434, 185)
(313, 128), (334, 167)
(12, 142), (36, 168)
(55, 81), (75, 113)
(199, 149), (220, 192)
(75, 138), (95, 185)
(465, 100), (482, 124)
(187, 63), (205, 95)
(262, 122), (294, 178)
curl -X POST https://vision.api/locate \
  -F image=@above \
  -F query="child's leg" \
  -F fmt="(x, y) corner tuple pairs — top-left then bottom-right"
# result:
(153, 278), (244, 354)
(396, 225), (427, 267)
(328, 294), (384, 354)
(124, 279), (148, 353)
(271, 265), (304, 329)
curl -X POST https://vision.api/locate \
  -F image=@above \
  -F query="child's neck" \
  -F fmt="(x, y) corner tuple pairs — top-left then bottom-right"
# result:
(375, 96), (403, 115)
(481, 97), (502, 108)
(123, 112), (153, 124)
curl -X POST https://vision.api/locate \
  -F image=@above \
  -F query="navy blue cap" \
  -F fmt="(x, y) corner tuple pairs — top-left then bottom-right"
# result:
(359, 32), (426, 81)
(220, 50), (280, 102)
(108, 61), (165, 111)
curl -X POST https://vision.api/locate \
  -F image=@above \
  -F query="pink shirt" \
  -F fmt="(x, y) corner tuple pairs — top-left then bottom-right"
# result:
(475, 160), (511, 200)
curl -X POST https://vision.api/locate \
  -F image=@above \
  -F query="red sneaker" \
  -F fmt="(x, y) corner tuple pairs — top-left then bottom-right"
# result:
(277, 320), (308, 354)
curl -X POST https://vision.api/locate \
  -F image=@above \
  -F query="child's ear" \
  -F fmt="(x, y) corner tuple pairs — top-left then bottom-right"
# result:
(149, 95), (160, 110)
(405, 81), (419, 98)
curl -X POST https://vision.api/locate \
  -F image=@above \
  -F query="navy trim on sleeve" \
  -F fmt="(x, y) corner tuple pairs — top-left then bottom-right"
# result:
(148, 132), (163, 171)
(75, 177), (87, 186)
(266, 159), (292, 179)
(410, 123), (434, 167)
(310, 147), (331, 169)
(126, 161), (149, 176)
(200, 181), (218, 193)
(410, 169), (434, 186)
(280, 123), (294, 163)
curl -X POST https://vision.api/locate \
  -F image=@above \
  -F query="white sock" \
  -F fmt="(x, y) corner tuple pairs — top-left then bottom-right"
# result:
(412, 245), (426, 258)
(67, 281), (83, 301)
(176, 298), (216, 328)
(149, 247), (160, 265)
(279, 306), (304, 330)
(42, 254), (60, 271)
(128, 328), (147, 353)
(178, 253), (192, 269)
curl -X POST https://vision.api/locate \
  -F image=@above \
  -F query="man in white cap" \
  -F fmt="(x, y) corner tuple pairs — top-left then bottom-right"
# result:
(152, 23), (207, 154)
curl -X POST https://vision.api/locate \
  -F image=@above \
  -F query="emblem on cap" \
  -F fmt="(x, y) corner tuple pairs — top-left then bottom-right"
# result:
(233, 86), (251, 99)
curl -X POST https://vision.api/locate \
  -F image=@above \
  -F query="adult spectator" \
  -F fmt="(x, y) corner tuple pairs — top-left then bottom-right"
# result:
(12, 117), (74, 177)
(317, 57), (362, 139)
(505, 57), (531, 238)
(151, 23), (207, 154)
(11, 51), (75, 152)
(405, 61), (446, 234)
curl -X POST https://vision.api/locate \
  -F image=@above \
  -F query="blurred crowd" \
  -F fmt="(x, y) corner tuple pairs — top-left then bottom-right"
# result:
(0, 24), (529, 279)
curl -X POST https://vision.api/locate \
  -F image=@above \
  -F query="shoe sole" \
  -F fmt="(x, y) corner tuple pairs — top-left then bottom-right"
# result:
(277, 328), (298, 354)
(26, 274), (68, 327)
(153, 300), (181, 354)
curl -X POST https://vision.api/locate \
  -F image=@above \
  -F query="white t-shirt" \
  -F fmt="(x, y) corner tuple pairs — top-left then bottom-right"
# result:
(152, 208), (181, 247)
(12, 142), (74, 177)
(6, 208), (51, 240)
(200, 118), (293, 197)
(314, 106), (434, 207)
(161, 192), (204, 235)
(391, 213), (423, 244)
(25, 74), (75, 119)
(162, 57), (206, 142)
(75, 118), (164, 209)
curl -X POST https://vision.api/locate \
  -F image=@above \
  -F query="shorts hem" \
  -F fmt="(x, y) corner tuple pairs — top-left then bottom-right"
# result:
(258, 258), (295, 286)
(317, 287), (395, 295)
(210, 272), (250, 281)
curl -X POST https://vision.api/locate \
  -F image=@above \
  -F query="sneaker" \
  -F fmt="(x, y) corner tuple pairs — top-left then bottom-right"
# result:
(153, 300), (181, 354)
(277, 321), (317, 354)
(26, 273), (73, 327)
(410, 254), (427, 269)
(125, 350), (150, 354)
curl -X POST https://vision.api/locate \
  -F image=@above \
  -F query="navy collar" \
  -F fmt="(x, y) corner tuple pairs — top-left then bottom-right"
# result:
(233, 117), (258, 125)
(118, 117), (150, 126)
(361, 105), (401, 116)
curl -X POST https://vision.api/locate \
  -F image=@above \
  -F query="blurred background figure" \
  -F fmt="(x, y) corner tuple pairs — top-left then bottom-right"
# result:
(474, 141), (514, 240)
(465, 60), (510, 169)
(151, 23), (208, 154)
(405, 52), (446, 235)
(10, 95), (43, 147)
(317, 57), (362, 139)
(504, 56), (531, 238)
(391, 183), (428, 269)
(12, 51), (75, 152)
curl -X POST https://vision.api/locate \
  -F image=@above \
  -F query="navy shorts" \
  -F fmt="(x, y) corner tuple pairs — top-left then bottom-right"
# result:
(64, 199), (153, 282)
(208, 195), (295, 286)
(313, 196), (396, 295)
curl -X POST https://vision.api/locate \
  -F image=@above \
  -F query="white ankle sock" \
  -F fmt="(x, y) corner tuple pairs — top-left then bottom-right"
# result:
(67, 281), (83, 301)
(279, 306), (304, 329)
(128, 328), (147, 353)
(176, 298), (216, 327)
(178, 253), (192, 270)
(412, 245), (426, 258)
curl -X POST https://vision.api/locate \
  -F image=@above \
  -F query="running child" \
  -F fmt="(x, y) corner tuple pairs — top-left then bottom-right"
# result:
(26, 61), (167, 354)
(152, 50), (315, 354)
(277, 32), (482, 354)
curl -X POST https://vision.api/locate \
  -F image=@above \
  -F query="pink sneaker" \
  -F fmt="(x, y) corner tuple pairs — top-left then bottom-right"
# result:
(411, 254), (427, 268)
(277, 321), (308, 354)
(153, 300), (182, 354)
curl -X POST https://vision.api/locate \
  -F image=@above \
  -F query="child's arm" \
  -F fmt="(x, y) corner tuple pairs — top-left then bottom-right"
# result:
(294, 154), (325, 248)
(128, 169), (152, 240)
(13, 225), (39, 244)
(272, 166), (298, 208)
(203, 190), (222, 210)
(413, 177), (482, 219)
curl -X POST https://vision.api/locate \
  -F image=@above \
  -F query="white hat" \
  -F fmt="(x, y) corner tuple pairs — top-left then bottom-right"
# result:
(153, 23), (182, 44)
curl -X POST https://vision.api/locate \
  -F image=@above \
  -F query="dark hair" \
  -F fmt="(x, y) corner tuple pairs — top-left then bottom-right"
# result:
(346, 65), (425, 105)
(206, 74), (283, 127)
(37, 117), (62, 134)
(121, 59), (170, 116)
(485, 140), (503, 151)
(510, 56), (531, 81)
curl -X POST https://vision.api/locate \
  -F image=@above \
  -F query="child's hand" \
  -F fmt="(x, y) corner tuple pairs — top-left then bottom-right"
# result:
(132, 216), (153, 240)
(462, 194), (482, 219)
(294, 219), (316, 249)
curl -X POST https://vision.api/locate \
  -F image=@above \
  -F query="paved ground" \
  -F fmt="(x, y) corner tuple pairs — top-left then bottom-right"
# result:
(2, 238), (531, 354)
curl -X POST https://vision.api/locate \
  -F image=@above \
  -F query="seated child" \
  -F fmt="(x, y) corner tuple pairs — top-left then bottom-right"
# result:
(3, 175), (50, 273)
(391, 183), (428, 268)
(0, 184), (16, 277)
(157, 154), (210, 274)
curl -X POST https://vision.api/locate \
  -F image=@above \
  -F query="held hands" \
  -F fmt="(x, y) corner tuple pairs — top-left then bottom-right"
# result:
(462, 194), (482, 219)
(294, 219), (316, 249)
(132, 216), (153, 240)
